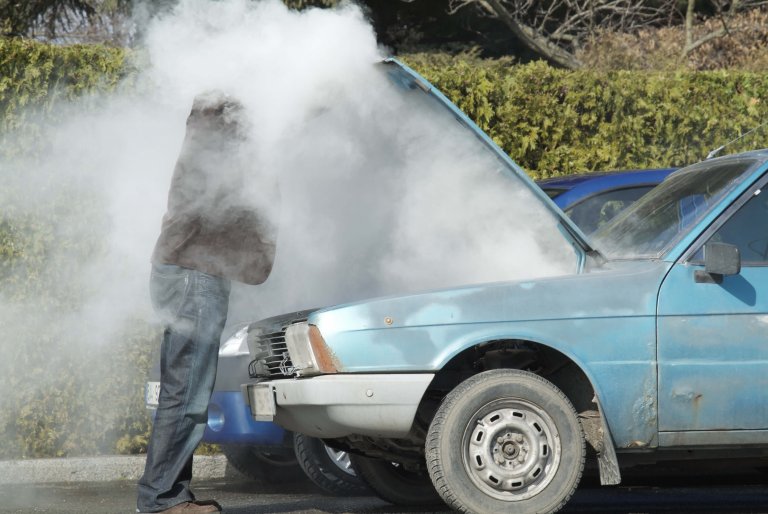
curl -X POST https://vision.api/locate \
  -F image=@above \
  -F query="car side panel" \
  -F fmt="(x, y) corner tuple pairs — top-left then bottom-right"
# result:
(321, 318), (657, 449)
(311, 260), (672, 449)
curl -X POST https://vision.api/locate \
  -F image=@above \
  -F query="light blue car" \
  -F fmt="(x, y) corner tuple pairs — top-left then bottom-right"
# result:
(244, 59), (768, 513)
(191, 166), (674, 495)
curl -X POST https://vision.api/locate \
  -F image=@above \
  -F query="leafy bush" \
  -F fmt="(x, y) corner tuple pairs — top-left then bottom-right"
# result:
(0, 38), (130, 137)
(406, 55), (768, 177)
(0, 38), (155, 458)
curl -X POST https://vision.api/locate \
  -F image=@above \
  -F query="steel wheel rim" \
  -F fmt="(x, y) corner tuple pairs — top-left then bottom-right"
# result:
(323, 445), (357, 477)
(461, 397), (562, 501)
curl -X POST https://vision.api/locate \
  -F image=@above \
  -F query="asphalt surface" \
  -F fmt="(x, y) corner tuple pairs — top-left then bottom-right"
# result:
(0, 456), (766, 513)
(0, 476), (767, 514)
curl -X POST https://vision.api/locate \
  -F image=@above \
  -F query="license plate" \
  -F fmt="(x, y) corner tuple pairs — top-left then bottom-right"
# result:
(251, 384), (276, 421)
(145, 381), (161, 408)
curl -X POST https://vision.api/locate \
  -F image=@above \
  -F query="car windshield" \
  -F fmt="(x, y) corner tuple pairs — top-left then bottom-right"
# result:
(591, 158), (758, 259)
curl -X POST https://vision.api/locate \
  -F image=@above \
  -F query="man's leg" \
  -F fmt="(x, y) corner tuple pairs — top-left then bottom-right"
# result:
(137, 264), (230, 513)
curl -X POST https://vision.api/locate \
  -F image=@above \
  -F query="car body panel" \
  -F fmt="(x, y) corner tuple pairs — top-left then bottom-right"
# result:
(204, 391), (286, 445)
(303, 259), (668, 448)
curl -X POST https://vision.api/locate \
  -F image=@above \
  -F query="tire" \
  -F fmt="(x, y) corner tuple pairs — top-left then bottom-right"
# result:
(221, 443), (305, 483)
(426, 369), (585, 514)
(348, 454), (443, 506)
(293, 433), (370, 495)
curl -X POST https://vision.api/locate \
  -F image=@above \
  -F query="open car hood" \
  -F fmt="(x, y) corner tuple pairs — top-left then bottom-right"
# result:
(383, 58), (595, 260)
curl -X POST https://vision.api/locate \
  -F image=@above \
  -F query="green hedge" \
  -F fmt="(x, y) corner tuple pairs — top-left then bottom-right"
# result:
(0, 39), (151, 458)
(3, 39), (767, 173)
(0, 38), (132, 161)
(405, 53), (768, 177)
(3, 39), (768, 457)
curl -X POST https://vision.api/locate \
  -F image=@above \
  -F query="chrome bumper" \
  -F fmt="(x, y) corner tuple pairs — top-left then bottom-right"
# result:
(243, 374), (434, 438)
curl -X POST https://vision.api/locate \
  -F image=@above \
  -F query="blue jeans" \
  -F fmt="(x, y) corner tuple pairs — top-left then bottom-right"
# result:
(137, 264), (230, 513)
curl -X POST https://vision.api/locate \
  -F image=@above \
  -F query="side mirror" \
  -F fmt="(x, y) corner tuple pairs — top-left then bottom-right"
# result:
(695, 242), (740, 284)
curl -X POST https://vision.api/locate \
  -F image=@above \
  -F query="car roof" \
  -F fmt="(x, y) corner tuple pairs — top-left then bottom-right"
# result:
(538, 168), (677, 209)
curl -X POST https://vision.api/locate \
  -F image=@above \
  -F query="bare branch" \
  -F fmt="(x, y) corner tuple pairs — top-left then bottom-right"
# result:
(447, 0), (476, 15)
(445, 0), (763, 68)
(684, 27), (730, 54)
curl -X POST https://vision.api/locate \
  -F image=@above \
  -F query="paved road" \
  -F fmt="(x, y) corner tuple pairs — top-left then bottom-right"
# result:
(0, 473), (766, 514)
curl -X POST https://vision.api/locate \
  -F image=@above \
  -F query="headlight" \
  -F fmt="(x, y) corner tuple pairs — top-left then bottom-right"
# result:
(219, 325), (250, 357)
(285, 322), (339, 376)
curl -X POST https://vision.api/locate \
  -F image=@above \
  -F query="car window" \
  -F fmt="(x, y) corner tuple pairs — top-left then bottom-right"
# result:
(564, 186), (654, 234)
(692, 189), (768, 265)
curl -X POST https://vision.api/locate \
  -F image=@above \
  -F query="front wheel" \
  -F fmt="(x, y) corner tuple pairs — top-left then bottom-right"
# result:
(426, 369), (585, 514)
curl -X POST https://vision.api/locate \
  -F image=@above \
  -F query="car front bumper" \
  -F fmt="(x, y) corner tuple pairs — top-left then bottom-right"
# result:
(243, 374), (435, 438)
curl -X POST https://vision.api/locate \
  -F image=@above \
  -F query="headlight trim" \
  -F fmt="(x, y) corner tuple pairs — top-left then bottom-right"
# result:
(284, 322), (339, 376)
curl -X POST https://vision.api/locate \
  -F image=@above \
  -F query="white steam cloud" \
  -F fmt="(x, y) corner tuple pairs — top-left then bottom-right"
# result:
(0, 0), (573, 458)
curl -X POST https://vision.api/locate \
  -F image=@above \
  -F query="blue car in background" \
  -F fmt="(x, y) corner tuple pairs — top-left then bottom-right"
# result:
(146, 165), (676, 494)
(539, 168), (676, 234)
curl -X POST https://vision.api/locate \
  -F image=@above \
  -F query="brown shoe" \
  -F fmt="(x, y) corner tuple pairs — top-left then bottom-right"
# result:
(148, 501), (221, 513)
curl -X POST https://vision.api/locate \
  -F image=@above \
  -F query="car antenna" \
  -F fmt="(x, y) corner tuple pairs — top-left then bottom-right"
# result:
(706, 119), (768, 160)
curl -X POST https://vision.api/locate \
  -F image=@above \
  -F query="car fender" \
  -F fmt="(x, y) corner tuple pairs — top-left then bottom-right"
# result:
(431, 329), (622, 485)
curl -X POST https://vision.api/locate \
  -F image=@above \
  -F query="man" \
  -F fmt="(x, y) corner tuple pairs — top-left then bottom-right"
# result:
(138, 91), (277, 513)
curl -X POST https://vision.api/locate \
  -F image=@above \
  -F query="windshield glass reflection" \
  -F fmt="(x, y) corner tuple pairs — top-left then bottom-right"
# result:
(592, 159), (757, 259)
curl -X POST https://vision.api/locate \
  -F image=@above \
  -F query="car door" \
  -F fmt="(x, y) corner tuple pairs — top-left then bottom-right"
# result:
(657, 180), (768, 446)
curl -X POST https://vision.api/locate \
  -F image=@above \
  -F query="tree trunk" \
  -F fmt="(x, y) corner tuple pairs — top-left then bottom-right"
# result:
(482, 0), (582, 69)
(684, 0), (695, 50)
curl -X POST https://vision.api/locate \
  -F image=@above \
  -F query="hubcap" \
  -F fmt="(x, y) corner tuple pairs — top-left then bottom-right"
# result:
(461, 398), (561, 501)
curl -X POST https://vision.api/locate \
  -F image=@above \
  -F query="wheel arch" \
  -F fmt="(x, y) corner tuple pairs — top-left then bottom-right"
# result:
(421, 335), (621, 485)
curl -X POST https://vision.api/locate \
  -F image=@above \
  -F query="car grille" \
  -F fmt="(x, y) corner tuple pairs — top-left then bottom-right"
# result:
(247, 319), (305, 379)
